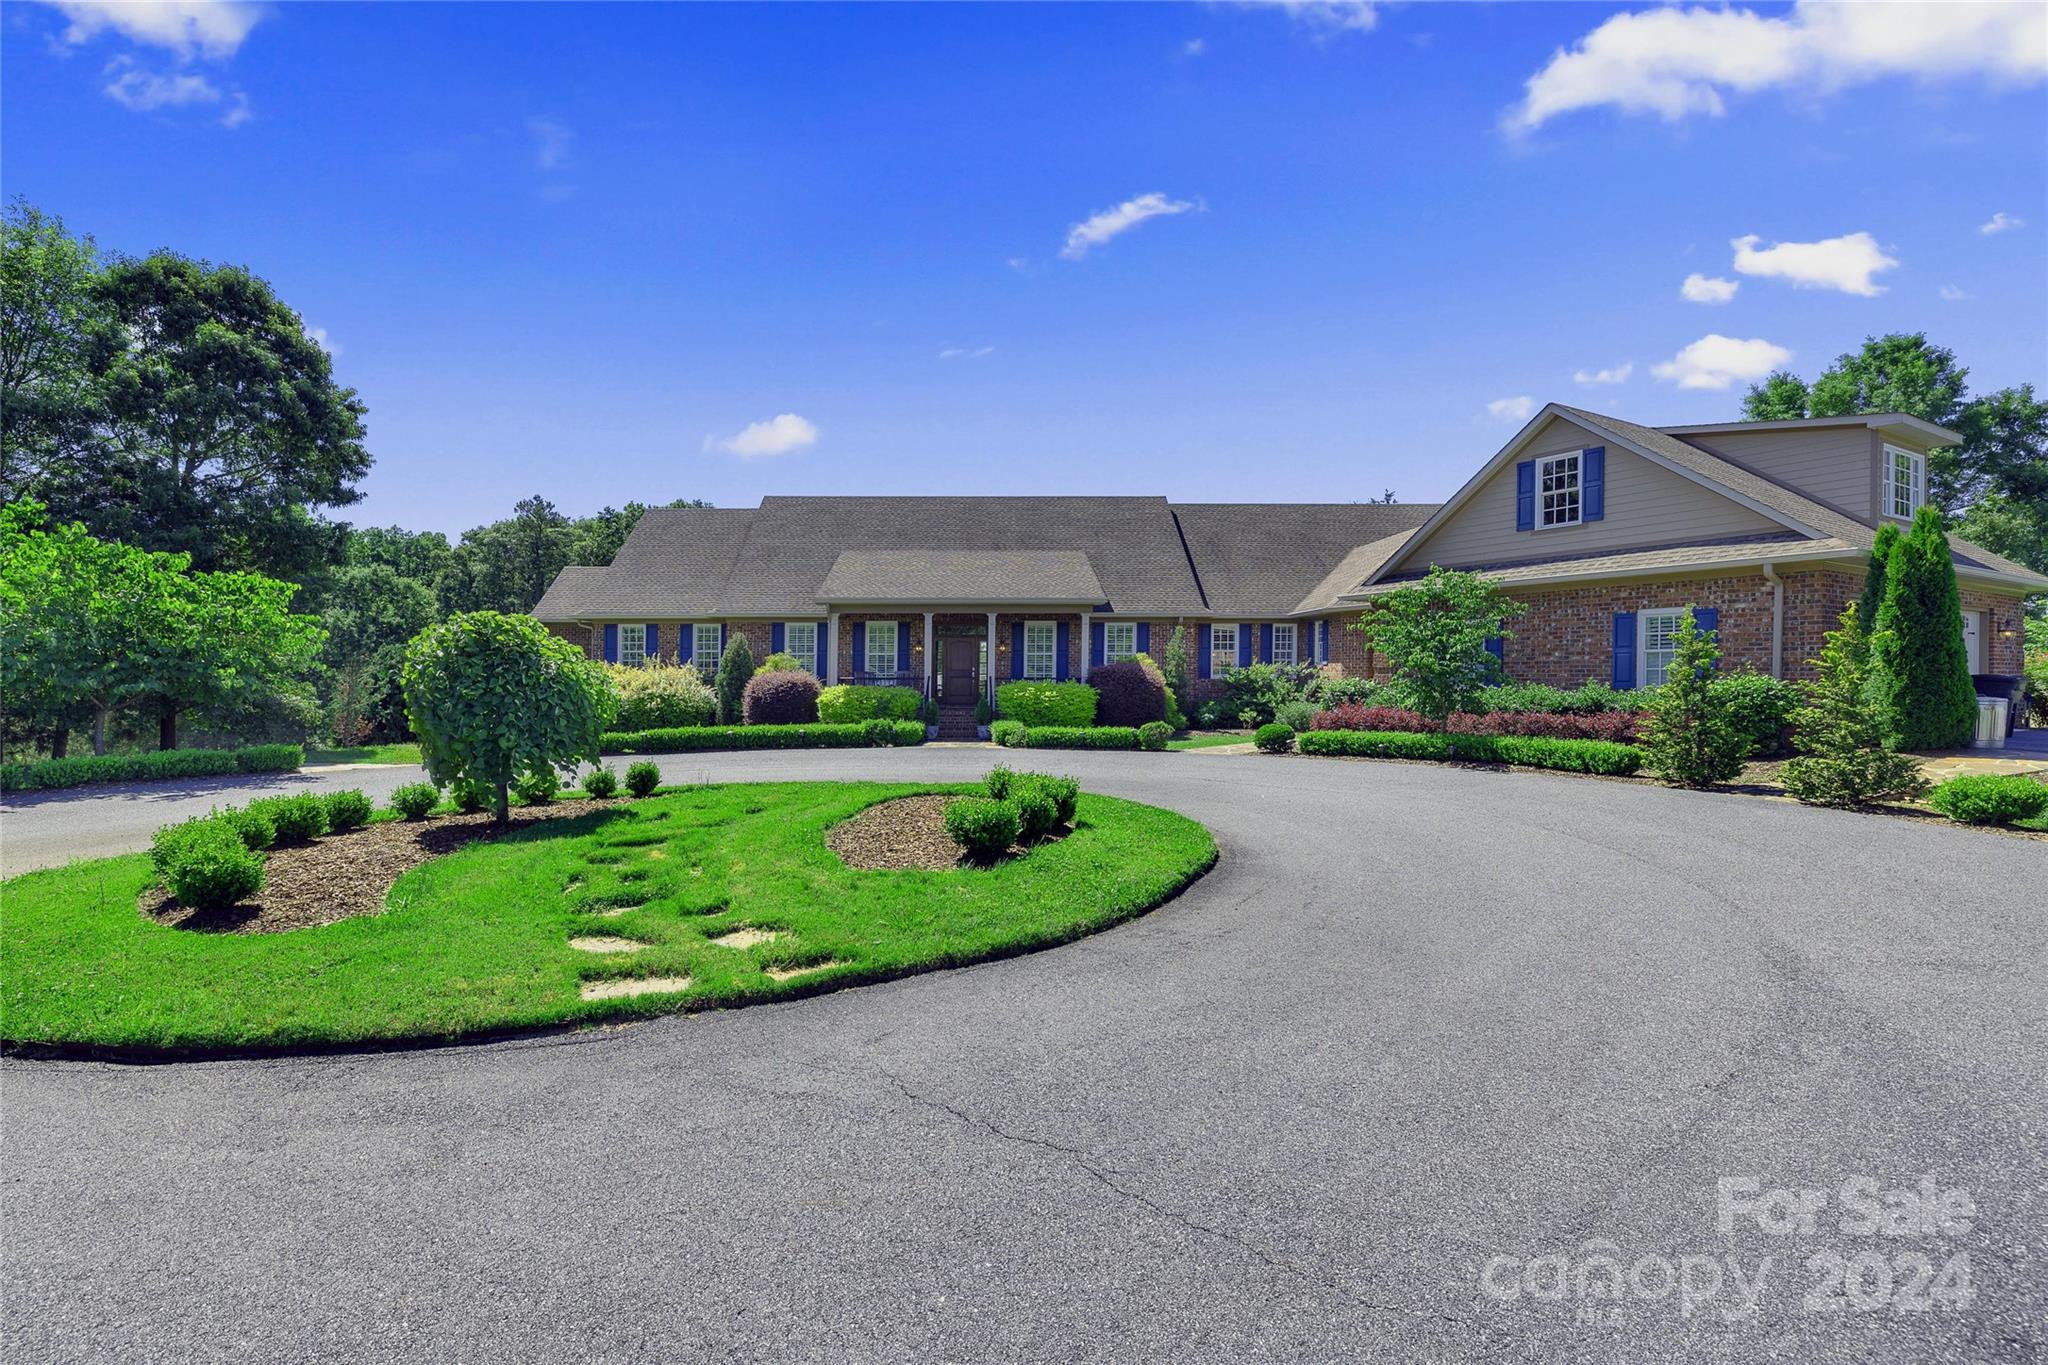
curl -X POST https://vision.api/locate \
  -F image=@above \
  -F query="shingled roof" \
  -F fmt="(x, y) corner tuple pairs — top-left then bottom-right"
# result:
(1171, 504), (1437, 616)
(816, 550), (1105, 605)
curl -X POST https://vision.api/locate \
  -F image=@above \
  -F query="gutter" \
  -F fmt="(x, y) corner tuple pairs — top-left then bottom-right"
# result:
(1760, 563), (1783, 680)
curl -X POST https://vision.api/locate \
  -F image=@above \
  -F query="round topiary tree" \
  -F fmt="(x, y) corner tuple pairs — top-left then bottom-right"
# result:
(1870, 505), (1977, 751)
(402, 611), (615, 826)
(743, 669), (821, 724)
(1089, 660), (1166, 727)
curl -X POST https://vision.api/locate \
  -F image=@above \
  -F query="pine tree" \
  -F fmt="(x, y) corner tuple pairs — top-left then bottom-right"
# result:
(1161, 625), (1192, 724)
(1781, 607), (1929, 807)
(714, 631), (754, 725)
(1869, 505), (1977, 750)
(1855, 521), (1900, 634)
(1639, 609), (1751, 787)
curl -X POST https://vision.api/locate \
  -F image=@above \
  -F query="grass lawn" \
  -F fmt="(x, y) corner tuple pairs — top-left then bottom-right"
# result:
(303, 742), (423, 766)
(1167, 731), (1253, 751)
(1, 781), (1214, 1056)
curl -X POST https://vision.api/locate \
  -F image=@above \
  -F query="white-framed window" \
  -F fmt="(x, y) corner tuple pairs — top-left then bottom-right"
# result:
(1023, 620), (1058, 680)
(1882, 444), (1924, 521)
(618, 623), (647, 667)
(1272, 623), (1297, 665)
(1639, 608), (1687, 689)
(1537, 450), (1582, 529)
(692, 622), (722, 669)
(1208, 623), (1239, 677)
(1103, 621), (1137, 660)
(866, 620), (898, 677)
(784, 621), (819, 675)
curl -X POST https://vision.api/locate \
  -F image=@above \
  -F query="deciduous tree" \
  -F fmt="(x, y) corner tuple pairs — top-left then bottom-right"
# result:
(1352, 567), (1524, 729)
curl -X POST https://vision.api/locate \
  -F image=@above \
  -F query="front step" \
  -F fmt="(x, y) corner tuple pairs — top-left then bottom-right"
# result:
(935, 708), (982, 742)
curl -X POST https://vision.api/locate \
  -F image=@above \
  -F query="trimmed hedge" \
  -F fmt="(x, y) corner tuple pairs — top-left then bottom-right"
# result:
(816, 684), (922, 724)
(1016, 725), (1139, 750)
(149, 816), (265, 910)
(1296, 728), (1641, 776)
(1, 743), (304, 793)
(1926, 774), (2048, 826)
(600, 721), (924, 754)
(1255, 723), (1295, 754)
(1137, 721), (1171, 751)
(996, 680), (1098, 729)
(1311, 704), (1642, 743)
(990, 719), (1025, 747)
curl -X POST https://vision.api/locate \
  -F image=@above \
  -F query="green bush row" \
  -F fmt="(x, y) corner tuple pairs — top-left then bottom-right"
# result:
(2, 743), (304, 793)
(996, 725), (1140, 750)
(599, 720), (924, 754)
(1926, 774), (2048, 826)
(1295, 728), (1641, 775)
(995, 680), (1098, 728)
(816, 684), (923, 724)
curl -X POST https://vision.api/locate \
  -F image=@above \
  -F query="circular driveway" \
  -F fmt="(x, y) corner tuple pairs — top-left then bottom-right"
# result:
(5, 750), (2043, 1362)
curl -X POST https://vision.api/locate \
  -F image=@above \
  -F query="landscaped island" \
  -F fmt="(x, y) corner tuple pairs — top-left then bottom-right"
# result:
(0, 780), (1215, 1057)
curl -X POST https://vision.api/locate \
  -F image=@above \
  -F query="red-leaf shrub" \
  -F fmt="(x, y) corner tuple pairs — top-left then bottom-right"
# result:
(1311, 705), (1434, 733)
(1089, 660), (1167, 727)
(743, 670), (822, 725)
(1448, 710), (1644, 743)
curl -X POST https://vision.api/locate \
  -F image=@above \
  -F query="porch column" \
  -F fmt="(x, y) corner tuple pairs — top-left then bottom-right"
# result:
(826, 611), (840, 684)
(985, 610), (997, 705)
(1079, 611), (1091, 680)
(922, 611), (934, 697)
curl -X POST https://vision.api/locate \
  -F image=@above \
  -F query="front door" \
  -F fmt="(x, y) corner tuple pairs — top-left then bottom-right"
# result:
(1962, 610), (1984, 674)
(942, 637), (980, 702)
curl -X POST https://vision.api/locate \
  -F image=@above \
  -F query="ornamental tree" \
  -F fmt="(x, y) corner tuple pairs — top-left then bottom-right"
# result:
(1855, 521), (1899, 635)
(401, 611), (615, 825)
(1352, 566), (1524, 729)
(714, 630), (754, 724)
(1869, 505), (1977, 751)
(1638, 609), (1751, 787)
(1781, 606), (1928, 808)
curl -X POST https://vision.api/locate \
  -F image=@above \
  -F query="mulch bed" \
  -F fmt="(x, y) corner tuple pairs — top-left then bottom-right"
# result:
(142, 803), (619, 935)
(826, 794), (1064, 871)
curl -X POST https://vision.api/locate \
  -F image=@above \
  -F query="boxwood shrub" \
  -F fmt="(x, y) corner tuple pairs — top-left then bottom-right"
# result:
(995, 680), (1097, 729)
(389, 782), (440, 820)
(816, 684), (923, 724)
(246, 793), (327, 844)
(512, 767), (560, 805)
(600, 721), (924, 753)
(1010, 783), (1060, 842)
(1926, 774), (2048, 826)
(150, 816), (266, 910)
(581, 766), (619, 798)
(990, 719), (1026, 747)
(943, 797), (1020, 860)
(1, 743), (303, 793)
(1137, 721), (1171, 751)
(1255, 723), (1295, 754)
(322, 789), (374, 831)
(1017, 725), (1138, 750)
(623, 761), (661, 797)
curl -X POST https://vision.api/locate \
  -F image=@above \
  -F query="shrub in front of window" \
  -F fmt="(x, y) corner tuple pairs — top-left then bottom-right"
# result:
(1254, 723), (1294, 754)
(607, 661), (716, 730)
(581, 766), (619, 798)
(512, 767), (560, 805)
(1869, 505), (1978, 751)
(248, 793), (327, 844)
(744, 670), (822, 725)
(1216, 662), (1318, 729)
(1090, 661), (1167, 727)
(1304, 674), (1381, 710)
(322, 789), (374, 832)
(624, 761), (661, 798)
(1927, 774), (2048, 826)
(1138, 720), (1171, 751)
(1017, 725), (1138, 750)
(1161, 626), (1193, 723)
(817, 684), (923, 724)
(1782, 607), (1929, 809)
(1707, 671), (1801, 758)
(943, 797), (1020, 861)
(1638, 610), (1751, 788)
(1471, 681), (1632, 715)
(1353, 567), (1524, 729)
(757, 652), (804, 673)
(995, 680), (1097, 728)
(151, 816), (266, 910)
(1274, 700), (1315, 731)
(990, 719), (1025, 747)
(714, 632), (755, 725)
(390, 782), (440, 820)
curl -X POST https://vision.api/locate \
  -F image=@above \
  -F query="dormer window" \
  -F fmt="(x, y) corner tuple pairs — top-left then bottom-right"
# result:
(1538, 451), (1582, 528)
(1882, 444), (1924, 521)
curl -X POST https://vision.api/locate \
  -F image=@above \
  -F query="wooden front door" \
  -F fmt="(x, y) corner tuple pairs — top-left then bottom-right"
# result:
(942, 637), (980, 702)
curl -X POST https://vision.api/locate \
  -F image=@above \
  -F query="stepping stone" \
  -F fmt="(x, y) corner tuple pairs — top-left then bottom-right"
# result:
(710, 927), (780, 950)
(579, 975), (692, 1001)
(765, 960), (845, 982)
(568, 935), (645, 954)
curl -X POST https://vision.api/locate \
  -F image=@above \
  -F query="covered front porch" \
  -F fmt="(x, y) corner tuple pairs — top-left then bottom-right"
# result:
(826, 608), (1098, 709)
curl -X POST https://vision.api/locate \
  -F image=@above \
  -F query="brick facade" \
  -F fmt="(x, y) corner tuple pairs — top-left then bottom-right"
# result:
(1501, 573), (1777, 688)
(832, 613), (928, 684)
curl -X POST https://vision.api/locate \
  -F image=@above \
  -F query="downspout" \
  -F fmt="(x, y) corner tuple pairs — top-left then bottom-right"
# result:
(1760, 563), (1783, 680)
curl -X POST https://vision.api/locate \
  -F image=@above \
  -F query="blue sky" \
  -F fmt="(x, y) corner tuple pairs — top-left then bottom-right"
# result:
(4, 1), (2043, 534)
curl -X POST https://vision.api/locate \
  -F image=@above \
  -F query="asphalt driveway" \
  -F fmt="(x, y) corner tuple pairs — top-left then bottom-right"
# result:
(5, 750), (2043, 1362)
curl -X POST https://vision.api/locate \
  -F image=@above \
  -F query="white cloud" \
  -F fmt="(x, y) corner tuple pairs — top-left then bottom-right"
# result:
(1182, 38), (1207, 57)
(1939, 284), (1970, 302)
(1680, 273), (1739, 304)
(1004, 256), (1030, 272)
(1652, 334), (1792, 391)
(1235, 1), (1378, 35)
(1060, 192), (1198, 261)
(1506, 1), (2047, 132)
(705, 413), (819, 459)
(306, 325), (339, 355)
(1487, 396), (1535, 422)
(102, 60), (220, 110)
(1572, 362), (1633, 386)
(1979, 211), (2024, 235)
(526, 117), (574, 171)
(1730, 231), (1898, 296)
(48, 0), (265, 60)
(939, 346), (995, 360)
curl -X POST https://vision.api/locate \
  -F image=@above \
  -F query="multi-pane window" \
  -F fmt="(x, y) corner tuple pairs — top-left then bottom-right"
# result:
(1639, 609), (1685, 688)
(784, 622), (819, 674)
(618, 624), (647, 667)
(1208, 623), (1238, 676)
(866, 621), (898, 677)
(1023, 621), (1058, 680)
(1104, 622), (1137, 660)
(1883, 444), (1924, 520)
(1538, 451), (1582, 528)
(1272, 623), (1297, 665)
(692, 623), (722, 669)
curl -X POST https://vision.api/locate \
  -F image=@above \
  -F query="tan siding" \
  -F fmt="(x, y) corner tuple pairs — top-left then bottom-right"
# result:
(1679, 427), (1875, 520)
(1391, 415), (1783, 574)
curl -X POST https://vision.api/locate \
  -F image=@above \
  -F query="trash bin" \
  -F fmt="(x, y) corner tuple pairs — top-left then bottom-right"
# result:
(1972, 696), (2009, 751)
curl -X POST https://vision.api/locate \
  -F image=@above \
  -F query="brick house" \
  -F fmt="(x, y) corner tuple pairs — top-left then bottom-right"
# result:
(533, 405), (2044, 718)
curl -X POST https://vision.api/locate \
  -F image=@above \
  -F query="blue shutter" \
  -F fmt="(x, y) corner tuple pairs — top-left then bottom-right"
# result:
(676, 625), (692, 666)
(1136, 623), (1150, 655)
(771, 622), (785, 654)
(1320, 620), (1331, 662)
(1198, 626), (1213, 679)
(1515, 460), (1536, 532)
(1259, 624), (1274, 663)
(645, 624), (659, 663)
(1056, 622), (1071, 680)
(1010, 622), (1024, 679)
(1485, 635), (1504, 674)
(1239, 627), (1254, 667)
(602, 625), (618, 663)
(851, 622), (865, 678)
(1611, 612), (1637, 690)
(1582, 447), (1605, 523)
(1090, 621), (1105, 668)
(897, 622), (911, 675)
